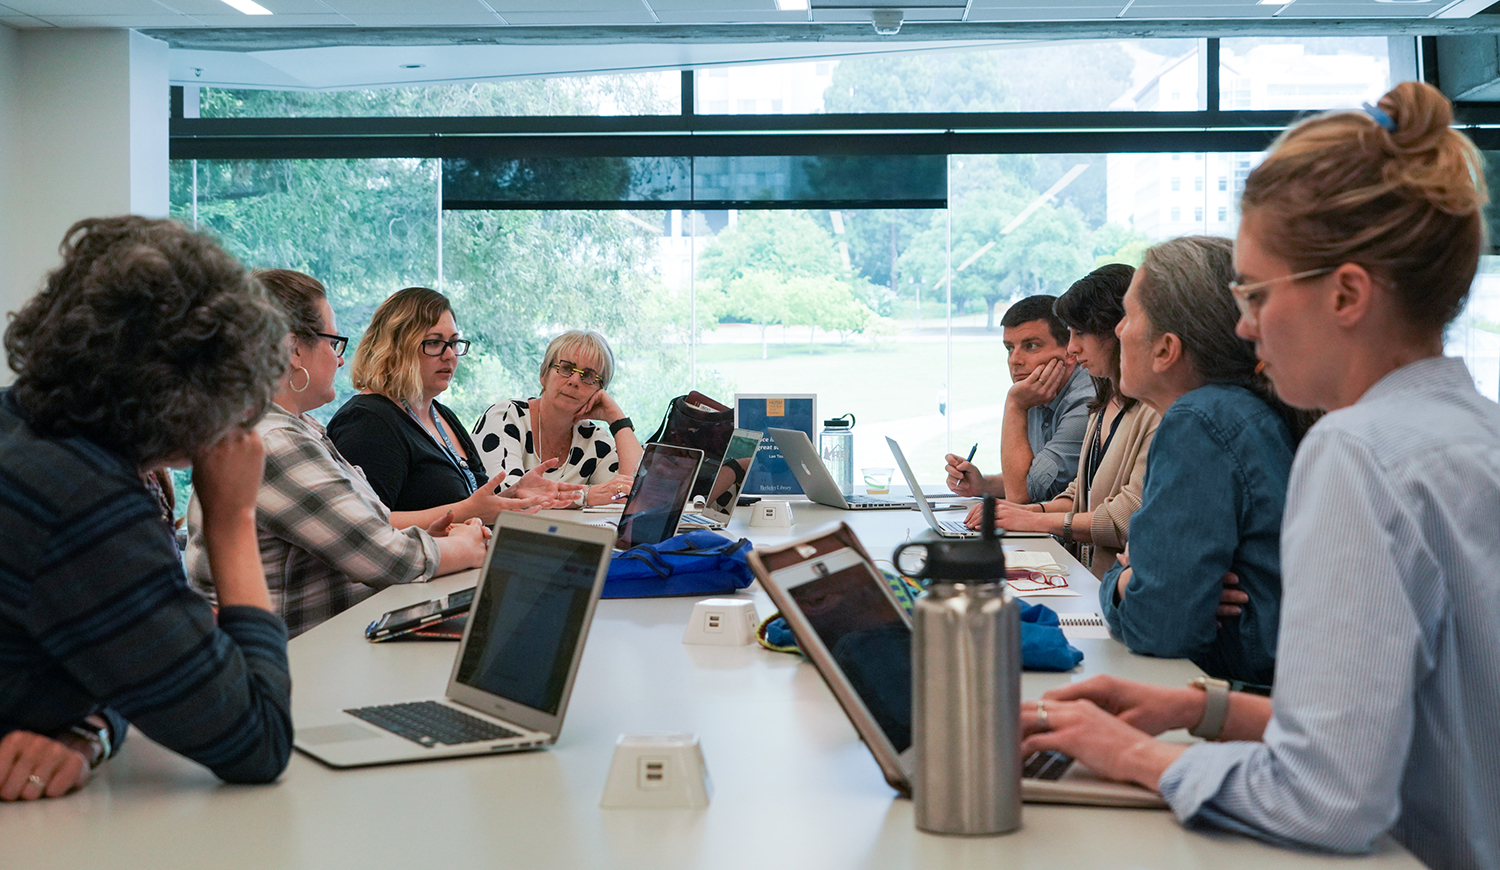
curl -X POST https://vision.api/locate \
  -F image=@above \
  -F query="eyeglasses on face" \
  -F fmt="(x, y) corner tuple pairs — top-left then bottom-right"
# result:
(316, 332), (349, 356)
(419, 338), (471, 357)
(550, 361), (605, 387)
(1227, 267), (1336, 321)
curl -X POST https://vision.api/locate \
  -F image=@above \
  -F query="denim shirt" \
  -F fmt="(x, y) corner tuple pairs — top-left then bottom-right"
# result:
(1100, 383), (1294, 686)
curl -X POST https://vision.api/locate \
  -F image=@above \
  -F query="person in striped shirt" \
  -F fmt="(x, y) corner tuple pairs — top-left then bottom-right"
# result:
(1021, 82), (1500, 869)
(0, 216), (294, 798)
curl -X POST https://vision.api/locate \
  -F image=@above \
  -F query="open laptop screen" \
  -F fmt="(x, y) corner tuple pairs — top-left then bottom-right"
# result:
(785, 563), (913, 752)
(454, 527), (606, 715)
(616, 443), (702, 549)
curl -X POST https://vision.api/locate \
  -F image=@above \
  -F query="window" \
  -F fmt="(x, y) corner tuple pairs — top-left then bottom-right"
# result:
(1218, 207), (1228, 222)
(1170, 207), (1181, 221)
(1170, 177), (1180, 191)
(1194, 177), (1203, 193)
(1194, 207), (1204, 222)
(1218, 176), (1227, 191)
(1219, 37), (1390, 111)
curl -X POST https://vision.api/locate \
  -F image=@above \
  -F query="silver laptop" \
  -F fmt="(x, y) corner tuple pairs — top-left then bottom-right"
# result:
(749, 524), (1166, 810)
(293, 513), (615, 768)
(885, 436), (1052, 539)
(768, 428), (913, 510)
(680, 428), (761, 530)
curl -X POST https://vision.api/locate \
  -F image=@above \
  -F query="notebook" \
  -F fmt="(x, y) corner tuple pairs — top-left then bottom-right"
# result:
(885, 436), (1052, 539)
(748, 523), (1166, 810)
(767, 427), (913, 510)
(679, 428), (761, 530)
(615, 442), (704, 550)
(293, 513), (615, 768)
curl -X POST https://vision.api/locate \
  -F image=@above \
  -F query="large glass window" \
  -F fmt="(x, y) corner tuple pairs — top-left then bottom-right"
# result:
(1218, 38), (1391, 111)
(195, 70), (679, 118)
(695, 40), (1204, 115)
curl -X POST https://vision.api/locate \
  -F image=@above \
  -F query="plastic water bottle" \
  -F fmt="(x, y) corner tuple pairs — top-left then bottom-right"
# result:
(819, 413), (855, 495)
(894, 498), (1021, 836)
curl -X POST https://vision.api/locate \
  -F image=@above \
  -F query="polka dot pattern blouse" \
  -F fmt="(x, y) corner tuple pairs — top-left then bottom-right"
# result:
(471, 398), (621, 486)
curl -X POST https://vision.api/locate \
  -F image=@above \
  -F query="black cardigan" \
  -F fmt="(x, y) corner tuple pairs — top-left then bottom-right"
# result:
(326, 393), (488, 513)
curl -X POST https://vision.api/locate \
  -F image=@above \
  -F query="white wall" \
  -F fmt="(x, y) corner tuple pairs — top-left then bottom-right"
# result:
(0, 28), (169, 383)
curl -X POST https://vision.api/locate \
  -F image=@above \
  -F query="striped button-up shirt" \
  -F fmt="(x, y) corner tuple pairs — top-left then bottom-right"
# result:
(1159, 357), (1500, 869)
(188, 404), (441, 638)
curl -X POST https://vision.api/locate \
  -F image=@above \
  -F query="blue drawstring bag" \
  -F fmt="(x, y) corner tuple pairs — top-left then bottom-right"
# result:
(604, 529), (755, 599)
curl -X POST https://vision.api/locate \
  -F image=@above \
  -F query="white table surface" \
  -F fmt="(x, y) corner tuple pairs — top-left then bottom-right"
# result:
(0, 500), (1419, 869)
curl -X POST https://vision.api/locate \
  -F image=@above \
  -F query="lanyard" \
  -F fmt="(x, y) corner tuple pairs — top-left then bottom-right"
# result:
(1081, 404), (1127, 501)
(404, 400), (478, 494)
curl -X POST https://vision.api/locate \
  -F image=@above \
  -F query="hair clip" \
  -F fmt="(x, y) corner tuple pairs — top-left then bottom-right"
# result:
(1362, 101), (1398, 133)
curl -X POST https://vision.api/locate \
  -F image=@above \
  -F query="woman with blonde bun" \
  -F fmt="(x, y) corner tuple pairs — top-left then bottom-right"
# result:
(1016, 82), (1500, 869)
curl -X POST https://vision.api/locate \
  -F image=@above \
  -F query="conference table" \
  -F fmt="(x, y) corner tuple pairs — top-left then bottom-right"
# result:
(1, 499), (1421, 870)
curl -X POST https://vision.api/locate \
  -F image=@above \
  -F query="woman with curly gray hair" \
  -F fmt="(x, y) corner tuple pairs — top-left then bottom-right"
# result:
(0, 216), (294, 801)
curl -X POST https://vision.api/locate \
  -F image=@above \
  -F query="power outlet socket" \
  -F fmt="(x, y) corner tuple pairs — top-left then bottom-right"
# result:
(682, 598), (758, 646)
(601, 734), (712, 809)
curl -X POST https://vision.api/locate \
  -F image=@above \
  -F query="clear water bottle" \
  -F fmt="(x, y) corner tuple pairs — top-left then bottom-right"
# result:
(819, 413), (855, 495)
(893, 498), (1021, 836)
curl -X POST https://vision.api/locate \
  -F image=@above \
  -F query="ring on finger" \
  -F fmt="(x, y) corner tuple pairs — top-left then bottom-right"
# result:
(1036, 700), (1050, 732)
(27, 774), (45, 789)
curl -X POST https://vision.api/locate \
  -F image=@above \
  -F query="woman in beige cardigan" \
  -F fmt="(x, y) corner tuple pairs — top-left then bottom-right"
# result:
(978, 264), (1159, 578)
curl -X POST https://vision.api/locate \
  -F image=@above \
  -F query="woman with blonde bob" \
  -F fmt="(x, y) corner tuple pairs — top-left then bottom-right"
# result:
(471, 330), (642, 506)
(1020, 82), (1500, 868)
(328, 287), (578, 516)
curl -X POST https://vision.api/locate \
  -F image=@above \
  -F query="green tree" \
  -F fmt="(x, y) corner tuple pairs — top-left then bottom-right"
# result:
(726, 271), (790, 359)
(697, 211), (844, 288)
(784, 275), (875, 346)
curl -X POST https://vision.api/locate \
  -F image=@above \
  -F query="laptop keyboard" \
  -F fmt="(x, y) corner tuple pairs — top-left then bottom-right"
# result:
(1023, 750), (1074, 780)
(678, 513), (723, 528)
(346, 701), (522, 747)
(939, 519), (977, 535)
(846, 495), (905, 507)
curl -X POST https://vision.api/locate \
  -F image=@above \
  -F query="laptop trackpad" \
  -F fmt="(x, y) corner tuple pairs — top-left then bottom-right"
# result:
(298, 723), (385, 745)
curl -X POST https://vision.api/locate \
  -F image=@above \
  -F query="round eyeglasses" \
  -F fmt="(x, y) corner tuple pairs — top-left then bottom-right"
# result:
(420, 338), (471, 357)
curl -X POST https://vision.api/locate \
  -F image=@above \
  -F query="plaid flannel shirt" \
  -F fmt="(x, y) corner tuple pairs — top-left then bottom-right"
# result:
(187, 404), (440, 638)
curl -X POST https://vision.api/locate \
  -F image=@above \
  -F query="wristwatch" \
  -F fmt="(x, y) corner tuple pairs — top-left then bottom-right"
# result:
(1188, 676), (1232, 741)
(609, 416), (633, 436)
(66, 716), (113, 769)
(1060, 511), (1076, 545)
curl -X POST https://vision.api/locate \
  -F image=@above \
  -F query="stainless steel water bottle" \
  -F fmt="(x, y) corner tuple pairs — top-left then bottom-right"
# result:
(819, 413), (855, 495)
(894, 497), (1022, 836)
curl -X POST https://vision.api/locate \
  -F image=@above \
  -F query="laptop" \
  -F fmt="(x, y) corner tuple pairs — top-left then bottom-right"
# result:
(748, 523), (1166, 810)
(767, 428), (913, 510)
(293, 513), (615, 768)
(884, 436), (1052, 539)
(615, 442), (704, 550)
(679, 428), (761, 530)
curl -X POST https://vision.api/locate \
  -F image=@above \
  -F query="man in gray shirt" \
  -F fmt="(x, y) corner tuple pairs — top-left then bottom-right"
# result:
(945, 294), (1093, 504)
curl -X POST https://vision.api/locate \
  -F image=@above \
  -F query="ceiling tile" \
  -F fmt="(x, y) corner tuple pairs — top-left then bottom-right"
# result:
(1123, 2), (1277, 13)
(500, 10), (658, 22)
(162, 0), (348, 12)
(0, 12), (52, 25)
(486, 0), (648, 10)
(321, 0), (494, 11)
(647, 0), (778, 9)
(811, 6), (966, 18)
(1278, 4), (1433, 14)
(4, 0), (165, 13)
(1127, 0), (1273, 6)
(655, 10), (811, 21)
(25, 12), (204, 24)
(965, 7), (1130, 19)
(336, 11), (505, 25)
(176, 11), (355, 24)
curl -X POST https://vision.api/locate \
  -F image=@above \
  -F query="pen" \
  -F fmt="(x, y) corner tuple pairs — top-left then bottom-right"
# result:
(965, 443), (978, 464)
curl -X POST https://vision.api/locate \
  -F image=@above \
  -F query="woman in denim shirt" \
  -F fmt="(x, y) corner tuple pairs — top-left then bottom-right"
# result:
(1101, 236), (1300, 688)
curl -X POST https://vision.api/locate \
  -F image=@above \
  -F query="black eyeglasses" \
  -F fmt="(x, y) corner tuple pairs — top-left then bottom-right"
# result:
(419, 338), (471, 357)
(316, 333), (349, 356)
(550, 361), (605, 387)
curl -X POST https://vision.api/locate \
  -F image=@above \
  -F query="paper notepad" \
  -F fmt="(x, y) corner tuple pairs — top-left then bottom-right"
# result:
(1057, 612), (1110, 639)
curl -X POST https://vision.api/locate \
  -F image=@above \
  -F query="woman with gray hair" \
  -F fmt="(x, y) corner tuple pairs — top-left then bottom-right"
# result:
(0, 216), (293, 799)
(471, 330), (642, 506)
(1099, 235), (1300, 690)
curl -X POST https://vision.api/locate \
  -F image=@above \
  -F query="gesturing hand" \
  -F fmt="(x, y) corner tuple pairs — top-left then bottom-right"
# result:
(504, 459), (585, 506)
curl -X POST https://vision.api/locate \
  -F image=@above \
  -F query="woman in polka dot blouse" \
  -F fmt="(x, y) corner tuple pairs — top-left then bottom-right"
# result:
(472, 330), (642, 507)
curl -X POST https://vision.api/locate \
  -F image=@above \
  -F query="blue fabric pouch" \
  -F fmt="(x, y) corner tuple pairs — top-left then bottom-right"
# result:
(758, 588), (1083, 672)
(604, 530), (755, 599)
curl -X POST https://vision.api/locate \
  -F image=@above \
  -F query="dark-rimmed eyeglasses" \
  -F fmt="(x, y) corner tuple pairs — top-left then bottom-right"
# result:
(316, 333), (349, 356)
(420, 338), (471, 357)
(550, 361), (605, 387)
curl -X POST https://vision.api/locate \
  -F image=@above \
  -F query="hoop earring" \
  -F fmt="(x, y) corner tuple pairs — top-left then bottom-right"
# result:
(289, 365), (311, 393)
